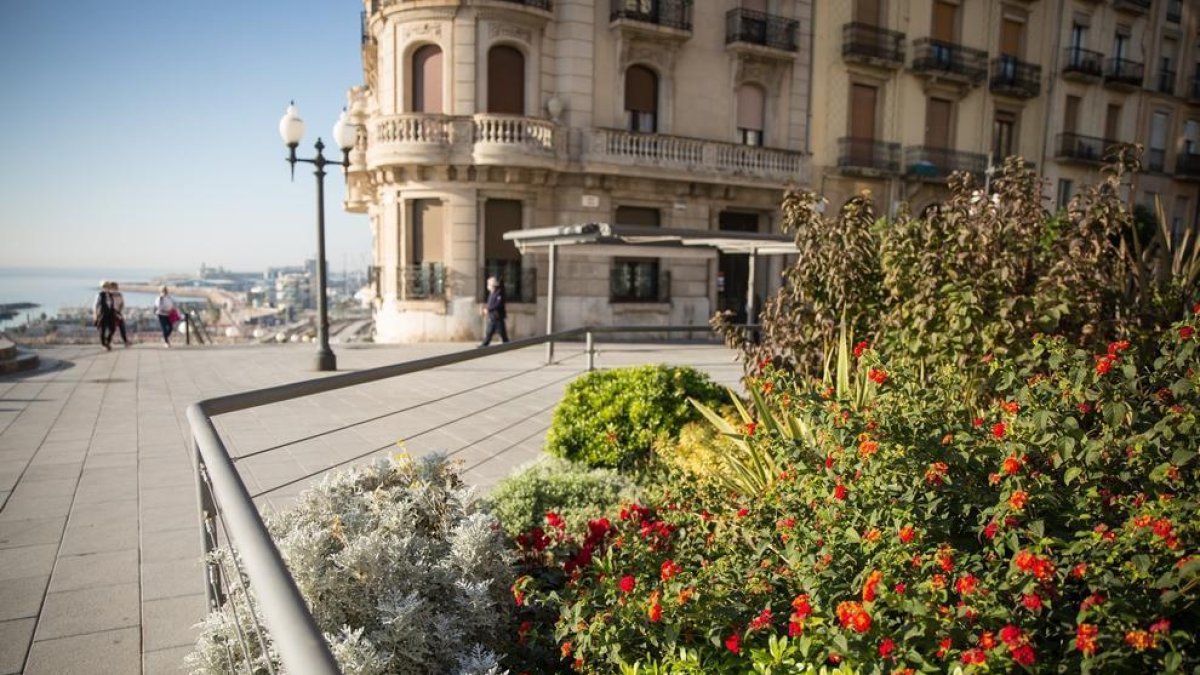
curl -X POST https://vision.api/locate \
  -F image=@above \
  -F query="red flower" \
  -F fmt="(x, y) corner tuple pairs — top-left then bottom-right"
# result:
(749, 607), (773, 631)
(834, 484), (848, 500)
(854, 340), (870, 359)
(836, 600), (872, 632)
(745, 421), (757, 436)
(647, 591), (663, 623)
(736, 507), (749, 518)
(1125, 630), (1156, 651)
(1095, 356), (1115, 375)
(788, 620), (804, 637)
(862, 570), (883, 602)
(894, 582), (906, 594)
(1149, 619), (1171, 634)
(545, 511), (565, 529)
(868, 368), (888, 385)
(1181, 325), (1195, 341)
(1076, 624), (1099, 656)
(991, 422), (1006, 439)
(1022, 593), (1043, 612)
(937, 637), (952, 658)
(851, 610), (872, 633)
(1000, 399), (1020, 414)
(1108, 339), (1131, 356)
(979, 631), (997, 650)
(660, 559), (682, 582)
(619, 575), (636, 594)
(1194, 302), (1200, 315)
(791, 594), (813, 618)
(1077, 402), (1093, 414)
(1001, 455), (1022, 475)
(879, 637), (896, 658)
(1008, 490), (1029, 511)
(983, 521), (999, 540)
(972, 417), (984, 427)
(1080, 593), (1105, 611)
(1011, 644), (1037, 666)
(924, 462), (949, 485)
(999, 624), (1025, 647)
(960, 648), (986, 665)
(899, 525), (915, 543)
(725, 632), (742, 654)
(561, 641), (572, 659)
(954, 574), (980, 596)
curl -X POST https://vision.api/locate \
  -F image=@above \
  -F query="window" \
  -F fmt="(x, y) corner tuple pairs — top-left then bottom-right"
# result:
(624, 65), (658, 133)
(1064, 95), (1081, 135)
(1070, 22), (1086, 51)
(611, 259), (663, 302)
(855, 0), (881, 25)
(411, 45), (443, 113)
(1185, 120), (1199, 155)
(999, 16), (1023, 59)
(1113, 30), (1129, 61)
(483, 200), (526, 301)
(487, 46), (525, 115)
(1057, 179), (1073, 210)
(1105, 104), (1122, 141)
(614, 205), (661, 227)
(993, 110), (1016, 160)
(410, 199), (444, 265)
(925, 97), (953, 149)
(1149, 111), (1169, 171)
(736, 84), (765, 146)
(1160, 39), (1178, 93)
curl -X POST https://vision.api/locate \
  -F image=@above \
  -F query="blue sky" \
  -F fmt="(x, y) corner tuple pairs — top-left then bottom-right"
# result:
(0, 1), (371, 274)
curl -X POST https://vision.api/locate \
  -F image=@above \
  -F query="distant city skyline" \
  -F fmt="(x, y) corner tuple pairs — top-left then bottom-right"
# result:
(0, 1), (371, 271)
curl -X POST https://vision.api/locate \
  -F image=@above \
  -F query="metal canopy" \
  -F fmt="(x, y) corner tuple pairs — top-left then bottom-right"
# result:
(502, 223), (797, 362)
(503, 223), (800, 255)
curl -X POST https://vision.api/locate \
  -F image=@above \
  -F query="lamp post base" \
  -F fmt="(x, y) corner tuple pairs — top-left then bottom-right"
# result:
(314, 349), (337, 372)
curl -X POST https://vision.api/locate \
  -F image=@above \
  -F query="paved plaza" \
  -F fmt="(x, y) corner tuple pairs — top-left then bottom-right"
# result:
(0, 339), (742, 674)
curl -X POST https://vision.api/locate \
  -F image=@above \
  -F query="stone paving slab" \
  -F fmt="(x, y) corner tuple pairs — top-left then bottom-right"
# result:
(0, 339), (743, 673)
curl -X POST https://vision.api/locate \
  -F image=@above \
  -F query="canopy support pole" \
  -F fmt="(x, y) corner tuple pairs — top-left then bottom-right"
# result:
(746, 247), (758, 325)
(545, 242), (558, 364)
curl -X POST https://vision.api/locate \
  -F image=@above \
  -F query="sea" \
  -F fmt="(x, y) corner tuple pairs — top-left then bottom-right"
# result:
(0, 267), (180, 329)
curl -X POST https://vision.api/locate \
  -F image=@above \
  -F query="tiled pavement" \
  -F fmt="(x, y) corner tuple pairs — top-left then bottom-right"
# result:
(0, 339), (742, 674)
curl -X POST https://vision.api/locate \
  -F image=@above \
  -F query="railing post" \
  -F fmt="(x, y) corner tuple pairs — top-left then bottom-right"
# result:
(185, 314), (191, 345)
(586, 330), (595, 371)
(195, 439), (224, 610)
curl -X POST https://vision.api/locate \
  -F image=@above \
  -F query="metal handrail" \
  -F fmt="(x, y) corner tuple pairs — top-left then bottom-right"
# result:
(189, 324), (745, 674)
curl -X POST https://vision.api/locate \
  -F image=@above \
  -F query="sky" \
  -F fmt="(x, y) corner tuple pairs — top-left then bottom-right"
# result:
(0, 1), (371, 274)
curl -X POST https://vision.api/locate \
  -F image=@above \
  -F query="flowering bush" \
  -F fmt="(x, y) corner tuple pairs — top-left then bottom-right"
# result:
(486, 457), (640, 538)
(512, 320), (1199, 673)
(545, 365), (726, 469)
(187, 455), (515, 675)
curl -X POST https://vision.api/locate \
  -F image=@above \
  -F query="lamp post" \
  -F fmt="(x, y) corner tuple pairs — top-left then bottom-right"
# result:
(278, 102), (358, 372)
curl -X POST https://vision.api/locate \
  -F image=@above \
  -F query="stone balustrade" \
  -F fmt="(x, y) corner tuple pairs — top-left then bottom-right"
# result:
(582, 127), (805, 186)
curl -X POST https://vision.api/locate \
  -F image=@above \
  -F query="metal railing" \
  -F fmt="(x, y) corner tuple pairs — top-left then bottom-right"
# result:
(1189, 74), (1200, 102)
(837, 137), (901, 174)
(609, 0), (693, 31)
(398, 263), (446, 300)
(1147, 148), (1166, 172)
(1105, 57), (1144, 88)
(1055, 132), (1115, 163)
(725, 8), (798, 52)
(989, 56), (1041, 98)
(495, 0), (553, 10)
(1167, 0), (1182, 22)
(190, 325), (740, 674)
(1157, 69), (1177, 95)
(911, 38), (988, 84)
(1062, 46), (1103, 79)
(1113, 0), (1151, 12)
(842, 22), (905, 66)
(903, 146), (988, 180)
(480, 262), (537, 303)
(1177, 153), (1200, 178)
(610, 265), (670, 303)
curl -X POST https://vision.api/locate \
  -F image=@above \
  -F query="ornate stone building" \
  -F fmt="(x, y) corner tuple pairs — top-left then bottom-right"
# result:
(344, 0), (811, 342)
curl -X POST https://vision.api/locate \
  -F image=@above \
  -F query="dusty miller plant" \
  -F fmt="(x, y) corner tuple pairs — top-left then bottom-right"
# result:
(186, 455), (514, 675)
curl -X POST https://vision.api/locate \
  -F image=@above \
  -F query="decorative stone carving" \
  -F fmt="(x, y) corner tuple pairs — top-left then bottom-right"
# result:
(401, 22), (443, 40)
(487, 22), (532, 45)
(735, 55), (788, 90)
(619, 37), (677, 73)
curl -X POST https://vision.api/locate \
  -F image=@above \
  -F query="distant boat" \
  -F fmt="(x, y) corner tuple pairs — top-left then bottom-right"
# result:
(0, 302), (39, 321)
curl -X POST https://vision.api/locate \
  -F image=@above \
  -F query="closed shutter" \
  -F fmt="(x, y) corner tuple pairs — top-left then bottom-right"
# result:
(1105, 104), (1121, 140)
(487, 46), (525, 115)
(615, 206), (661, 227)
(412, 200), (445, 265)
(855, 0), (881, 26)
(850, 84), (877, 140)
(737, 85), (765, 132)
(932, 2), (957, 42)
(1064, 95), (1080, 134)
(1000, 18), (1023, 58)
(925, 98), (952, 149)
(412, 45), (443, 114)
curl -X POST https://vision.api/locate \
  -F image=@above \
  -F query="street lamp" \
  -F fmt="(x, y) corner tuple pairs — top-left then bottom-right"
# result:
(278, 102), (358, 371)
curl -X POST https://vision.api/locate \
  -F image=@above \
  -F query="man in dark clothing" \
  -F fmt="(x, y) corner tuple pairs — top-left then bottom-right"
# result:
(480, 276), (509, 346)
(93, 282), (117, 351)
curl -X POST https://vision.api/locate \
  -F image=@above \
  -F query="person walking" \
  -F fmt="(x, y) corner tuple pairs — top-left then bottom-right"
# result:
(93, 281), (117, 351)
(479, 276), (509, 347)
(109, 282), (131, 347)
(154, 286), (177, 348)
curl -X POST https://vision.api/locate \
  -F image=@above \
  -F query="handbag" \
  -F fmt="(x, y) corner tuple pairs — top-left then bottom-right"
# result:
(168, 308), (181, 324)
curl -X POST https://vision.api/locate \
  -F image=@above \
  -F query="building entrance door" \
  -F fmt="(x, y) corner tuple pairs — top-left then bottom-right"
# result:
(717, 211), (758, 322)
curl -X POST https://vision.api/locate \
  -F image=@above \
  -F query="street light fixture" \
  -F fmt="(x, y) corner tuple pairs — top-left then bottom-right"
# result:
(278, 102), (358, 372)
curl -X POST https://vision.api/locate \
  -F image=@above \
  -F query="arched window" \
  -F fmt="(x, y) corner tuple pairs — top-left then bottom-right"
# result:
(411, 45), (443, 113)
(624, 65), (658, 133)
(487, 45), (526, 115)
(736, 84), (765, 146)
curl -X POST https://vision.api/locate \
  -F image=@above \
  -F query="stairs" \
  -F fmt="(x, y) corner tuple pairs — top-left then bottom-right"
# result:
(0, 336), (39, 375)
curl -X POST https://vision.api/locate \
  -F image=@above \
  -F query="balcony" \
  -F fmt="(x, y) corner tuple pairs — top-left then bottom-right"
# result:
(837, 137), (901, 175)
(1147, 148), (1166, 172)
(1062, 47), (1103, 81)
(365, 113), (565, 171)
(397, 263), (447, 301)
(375, 0), (551, 10)
(1189, 75), (1200, 104)
(725, 8), (798, 57)
(1056, 132), (1116, 164)
(842, 23), (905, 69)
(1112, 0), (1150, 14)
(1177, 153), (1200, 179)
(480, 262), (537, 303)
(1167, 0), (1182, 22)
(990, 56), (1042, 99)
(903, 146), (987, 181)
(1157, 69), (1177, 96)
(610, 0), (693, 41)
(579, 128), (806, 187)
(1104, 57), (1144, 89)
(911, 38), (988, 85)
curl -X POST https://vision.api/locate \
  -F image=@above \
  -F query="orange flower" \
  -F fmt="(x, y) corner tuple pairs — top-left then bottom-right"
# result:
(858, 439), (879, 457)
(1001, 455), (1022, 476)
(862, 570), (883, 602)
(899, 525), (915, 543)
(1076, 624), (1099, 656)
(561, 641), (573, 658)
(677, 586), (695, 606)
(979, 631), (997, 650)
(864, 528), (881, 543)
(868, 368), (888, 385)
(1124, 630), (1156, 651)
(647, 591), (663, 623)
(1000, 400), (1020, 414)
(1008, 490), (1029, 511)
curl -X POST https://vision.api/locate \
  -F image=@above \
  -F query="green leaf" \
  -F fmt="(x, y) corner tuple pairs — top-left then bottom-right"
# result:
(1064, 467), (1082, 485)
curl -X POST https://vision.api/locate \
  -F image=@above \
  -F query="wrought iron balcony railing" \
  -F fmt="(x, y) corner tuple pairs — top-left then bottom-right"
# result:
(1189, 75), (1200, 103)
(1167, 0), (1183, 22)
(360, 10), (371, 45)
(725, 8), (798, 52)
(1056, 132), (1116, 163)
(495, 0), (553, 9)
(1105, 57), (1144, 88)
(1157, 69), (1177, 95)
(837, 137), (901, 174)
(1177, 153), (1200, 177)
(398, 263), (446, 300)
(480, 262), (537, 304)
(903, 146), (988, 180)
(911, 38), (988, 84)
(1062, 47), (1103, 79)
(1147, 148), (1166, 172)
(842, 22), (905, 67)
(990, 56), (1042, 98)
(610, 0), (693, 32)
(610, 266), (670, 303)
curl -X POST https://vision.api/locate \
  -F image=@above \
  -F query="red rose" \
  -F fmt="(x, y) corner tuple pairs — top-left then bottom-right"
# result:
(619, 575), (636, 594)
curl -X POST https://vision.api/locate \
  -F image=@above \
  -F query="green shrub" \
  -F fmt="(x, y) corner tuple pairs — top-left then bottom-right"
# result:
(486, 458), (639, 537)
(545, 365), (726, 469)
(512, 319), (1200, 673)
(187, 455), (514, 675)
